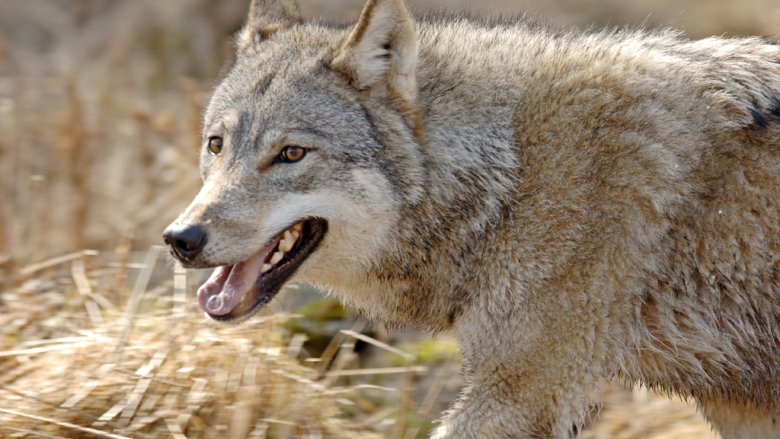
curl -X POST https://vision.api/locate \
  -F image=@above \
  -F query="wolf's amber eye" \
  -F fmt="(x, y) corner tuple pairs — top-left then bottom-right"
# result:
(207, 137), (223, 155)
(280, 145), (306, 163)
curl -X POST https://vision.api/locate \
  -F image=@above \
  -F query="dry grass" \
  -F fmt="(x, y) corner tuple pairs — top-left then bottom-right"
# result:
(1, 0), (777, 437)
(585, 387), (717, 439)
(0, 311), (360, 438)
(0, 250), (436, 438)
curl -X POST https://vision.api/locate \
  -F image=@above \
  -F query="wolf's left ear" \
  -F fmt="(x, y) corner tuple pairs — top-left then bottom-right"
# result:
(331, 0), (418, 103)
(238, 0), (302, 50)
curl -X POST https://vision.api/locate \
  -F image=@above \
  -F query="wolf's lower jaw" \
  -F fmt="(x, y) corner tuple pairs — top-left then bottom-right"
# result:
(196, 218), (328, 322)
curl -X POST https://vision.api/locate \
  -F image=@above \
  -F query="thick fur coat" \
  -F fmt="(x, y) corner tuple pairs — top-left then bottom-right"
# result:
(165, 0), (780, 436)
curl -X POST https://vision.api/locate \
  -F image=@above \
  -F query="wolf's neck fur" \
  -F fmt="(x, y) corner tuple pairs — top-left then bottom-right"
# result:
(354, 20), (546, 331)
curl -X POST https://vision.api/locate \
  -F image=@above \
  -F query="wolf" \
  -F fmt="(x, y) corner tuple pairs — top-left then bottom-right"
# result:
(163, 0), (780, 436)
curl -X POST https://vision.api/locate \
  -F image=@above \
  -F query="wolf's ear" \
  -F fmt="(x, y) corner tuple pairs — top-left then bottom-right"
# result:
(331, 0), (418, 103)
(238, 0), (302, 49)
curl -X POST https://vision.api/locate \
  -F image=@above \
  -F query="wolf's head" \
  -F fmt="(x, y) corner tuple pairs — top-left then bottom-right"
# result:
(164, 0), (425, 322)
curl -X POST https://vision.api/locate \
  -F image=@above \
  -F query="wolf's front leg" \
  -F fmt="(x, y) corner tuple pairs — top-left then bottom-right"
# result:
(432, 297), (609, 438)
(431, 364), (595, 439)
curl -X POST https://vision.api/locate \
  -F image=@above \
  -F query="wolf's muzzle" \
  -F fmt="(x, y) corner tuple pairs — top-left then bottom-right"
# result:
(163, 223), (208, 262)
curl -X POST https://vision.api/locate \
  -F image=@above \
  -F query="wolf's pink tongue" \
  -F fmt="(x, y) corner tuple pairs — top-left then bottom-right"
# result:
(197, 251), (266, 316)
(197, 236), (282, 316)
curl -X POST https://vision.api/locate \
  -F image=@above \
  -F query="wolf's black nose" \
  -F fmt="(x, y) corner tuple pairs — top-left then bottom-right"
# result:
(163, 223), (207, 261)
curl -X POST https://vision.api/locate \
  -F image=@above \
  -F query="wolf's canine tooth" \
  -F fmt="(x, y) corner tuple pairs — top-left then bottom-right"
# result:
(279, 239), (293, 253)
(261, 264), (272, 274)
(270, 251), (284, 265)
(279, 230), (295, 252)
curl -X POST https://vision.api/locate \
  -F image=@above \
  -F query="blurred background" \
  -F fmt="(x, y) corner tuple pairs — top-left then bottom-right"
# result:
(0, 0), (777, 437)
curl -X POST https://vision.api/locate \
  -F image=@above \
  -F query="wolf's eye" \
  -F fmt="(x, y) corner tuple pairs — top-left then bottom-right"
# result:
(279, 145), (307, 163)
(207, 137), (223, 155)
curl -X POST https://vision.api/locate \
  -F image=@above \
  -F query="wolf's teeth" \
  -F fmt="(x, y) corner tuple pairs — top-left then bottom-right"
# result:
(279, 240), (293, 253)
(293, 222), (303, 232)
(292, 229), (300, 240)
(279, 231), (294, 252)
(270, 251), (284, 265)
(261, 264), (273, 273)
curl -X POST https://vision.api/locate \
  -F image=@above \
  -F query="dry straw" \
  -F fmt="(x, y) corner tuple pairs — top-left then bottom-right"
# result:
(0, 249), (430, 438)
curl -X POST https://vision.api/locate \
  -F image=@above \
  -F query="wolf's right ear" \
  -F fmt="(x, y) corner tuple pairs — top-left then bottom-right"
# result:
(237, 0), (302, 50)
(331, 0), (418, 103)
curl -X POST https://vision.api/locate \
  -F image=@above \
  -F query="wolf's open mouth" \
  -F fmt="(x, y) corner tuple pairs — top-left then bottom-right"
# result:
(197, 218), (327, 321)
